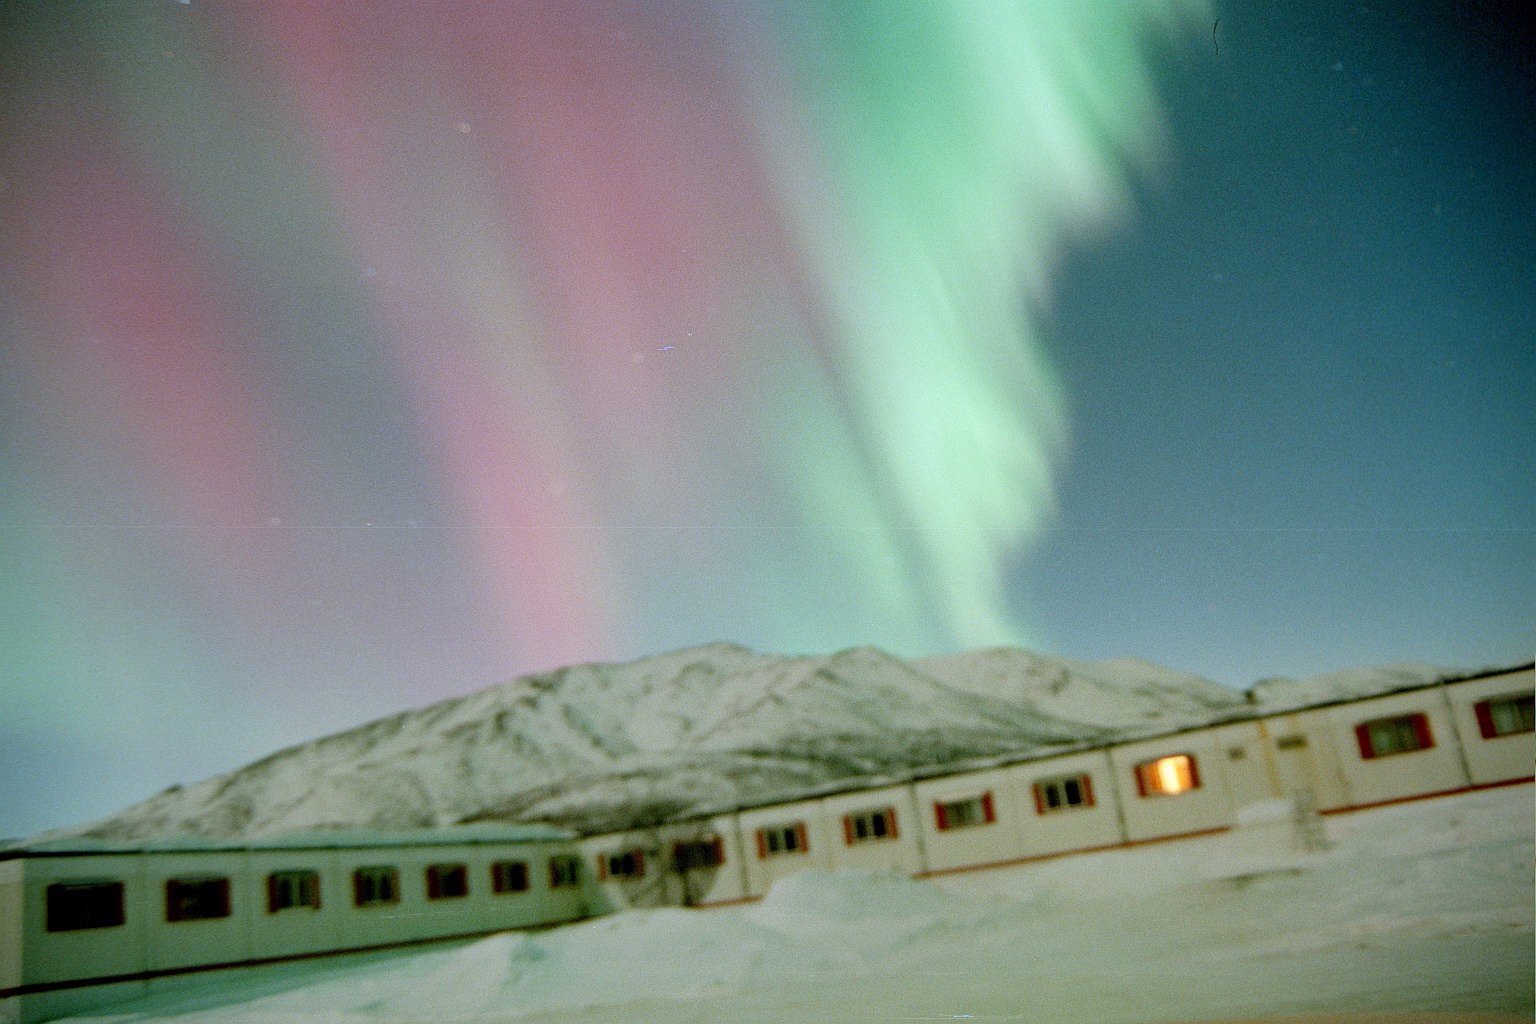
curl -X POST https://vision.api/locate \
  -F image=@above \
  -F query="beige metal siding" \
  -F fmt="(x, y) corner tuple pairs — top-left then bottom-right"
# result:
(580, 830), (676, 911)
(1109, 732), (1236, 842)
(0, 861), (21, 992)
(1208, 721), (1278, 808)
(664, 816), (747, 906)
(22, 854), (148, 986)
(1257, 709), (1353, 811)
(1007, 750), (1124, 858)
(737, 800), (832, 898)
(914, 768), (1018, 873)
(145, 852), (253, 973)
(245, 850), (344, 960)
(822, 785), (926, 875)
(1446, 670), (1535, 785)
(1327, 690), (1468, 806)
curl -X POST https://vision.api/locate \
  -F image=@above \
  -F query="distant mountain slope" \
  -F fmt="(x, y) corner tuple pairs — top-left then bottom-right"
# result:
(64, 644), (1452, 841)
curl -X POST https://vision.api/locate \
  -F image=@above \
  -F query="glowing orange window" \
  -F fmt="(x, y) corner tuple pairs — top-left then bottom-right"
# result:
(1134, 754), (1200, 797)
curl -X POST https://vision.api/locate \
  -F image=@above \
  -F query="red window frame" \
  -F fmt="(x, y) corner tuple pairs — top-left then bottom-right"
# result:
(548, 855), (581, 889)
(425, 863), (469, 900)
(1354, 712), (1434, 759)
(842, 807), (899, 845)
(933, 792), (996, 831)
(165, 877), (232, 922)
(46, 881), (126, 932)
(1133, 754), (1201, 797)
(352, 866), (401, 907)
(266, 869), (321, 913)
(1474, 694), (1535, 739)
(1031, 774), (1096, 814)
(596, 848), (646, 881)
(490, 860), (529, 894)
(673, 836), (726, 871)
(756, 822), (810, 859)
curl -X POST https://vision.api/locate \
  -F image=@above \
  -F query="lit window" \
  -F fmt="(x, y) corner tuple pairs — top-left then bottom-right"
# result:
(599, 849), (645, 880)
(426, 863), (469, 899)
(1354, 713), (1433, 759)
(267, 870), (321, 912)
(548, 855), (581, 889)
(491, 860), (529, 894)
(166, 877), (231, 922)
(756, 823), (808, 858)
(934, 793), (996, 830)
(1474, 694), (1534, 739)
(1135, 754), (1200, 796)
(1032, 774), (1095, 814)
(46, 881), (125, 932)
(843, 807), (899, 844)
(353, 866), (400, 907)
(674, 837), (726, 870)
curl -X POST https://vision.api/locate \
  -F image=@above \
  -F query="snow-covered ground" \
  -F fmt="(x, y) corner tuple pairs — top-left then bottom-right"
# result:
(61, 784), (1533, 1023)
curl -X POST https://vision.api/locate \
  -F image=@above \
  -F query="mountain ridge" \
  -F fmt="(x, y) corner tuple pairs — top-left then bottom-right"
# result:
(57, 644), (1457, 842)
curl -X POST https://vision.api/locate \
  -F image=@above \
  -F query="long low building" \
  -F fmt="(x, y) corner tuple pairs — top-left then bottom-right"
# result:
(578, 664), (1534, 909)
(0, 824), (588, 1024)
(4, 664), (1532, 1023)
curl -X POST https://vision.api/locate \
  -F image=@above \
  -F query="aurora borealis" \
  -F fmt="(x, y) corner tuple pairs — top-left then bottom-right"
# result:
(2, 1), (1531, 838)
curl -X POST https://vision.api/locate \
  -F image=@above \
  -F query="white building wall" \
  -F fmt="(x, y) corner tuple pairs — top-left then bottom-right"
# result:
(1206, 721), (1279, 809)
(1446, 670), (1535, 786)
(539, 846), (591, 923)
(580, 829), (675, 911)
(1109, 731), (1236, 843)
(331, 849), (423, 950)
(914, 768), (1020, 873)
(245, 849), (344, 960)
(663, 815), (748, 907)
(737, 800), (833, 897)
(821, 785), (925, 875)
(1326, 689), (1469, 806)
(1252, 709), (1354, 811)
(0, 860), (21, 992)
(479, 845), (567, 932)
(1006, 750), (1124, 858)
(145, 851), (254, 973)
(21, 854), (148, 987)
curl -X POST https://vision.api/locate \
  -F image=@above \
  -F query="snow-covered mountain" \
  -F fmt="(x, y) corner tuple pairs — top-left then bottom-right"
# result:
(64, 644), (1452, 842)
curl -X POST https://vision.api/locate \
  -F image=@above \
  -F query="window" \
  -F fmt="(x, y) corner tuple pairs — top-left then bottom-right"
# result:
(673, 836), (726, 870)
(353, 866), (400, 907)
(426, 863), (469, 899)
(597, 849), (645, 880)
(934, 793), (996, 831)
(165, 877), (231, 922)
(1474, 694), (1535, 739)
(267, 870), (321, 912)
(756, 822), (809, 858)
(1135, 754), (1200, 796)
(1032, 774), (1095, 814)
(549, 855), (581, 889)
(46, 881), (125, 932)
(491, 860), (529, 894)
(1354, 713), (1433, 759)
(842, 807), (899, 844)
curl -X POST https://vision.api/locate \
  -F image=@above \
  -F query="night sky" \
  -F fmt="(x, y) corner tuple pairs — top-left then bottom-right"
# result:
(1, 1), (1530, 839)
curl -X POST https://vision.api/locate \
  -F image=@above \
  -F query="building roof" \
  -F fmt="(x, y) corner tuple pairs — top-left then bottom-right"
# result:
(0, 821), (572, 859)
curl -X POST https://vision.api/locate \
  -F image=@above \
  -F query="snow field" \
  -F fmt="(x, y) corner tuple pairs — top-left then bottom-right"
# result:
(62, 785), (1533, 1024)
